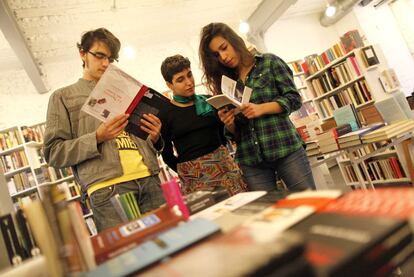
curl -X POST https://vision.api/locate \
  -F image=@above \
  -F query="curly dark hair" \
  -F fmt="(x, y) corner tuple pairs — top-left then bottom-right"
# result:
(160, 55), (191, 83)
(199, 22), (254, 94)
(76, 28), (121, 68)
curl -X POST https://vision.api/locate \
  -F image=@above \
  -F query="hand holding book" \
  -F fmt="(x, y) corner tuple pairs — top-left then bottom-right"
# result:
(140, 113), (162, 143)
(96, 113), (129, 143)
(81, 64), (170, 141)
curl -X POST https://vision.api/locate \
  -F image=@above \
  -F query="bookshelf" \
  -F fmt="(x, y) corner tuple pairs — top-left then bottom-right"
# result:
(336, 137), (412, 189)
(304, 45), (389, 123)
(0, 123), (97, 235)
(288, 60), (319, 130)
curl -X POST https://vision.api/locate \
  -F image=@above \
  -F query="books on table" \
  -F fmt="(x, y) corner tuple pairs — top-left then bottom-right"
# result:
(86, 218), (221, 277)
(81, 64), (170, 140)
(290, 188), (414, 277)
(337, 122), (385, 148)
(361, 120), (414, 143)
(206, 75), (252, 113)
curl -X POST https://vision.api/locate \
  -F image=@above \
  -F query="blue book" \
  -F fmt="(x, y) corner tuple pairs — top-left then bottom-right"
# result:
(84, 218), (220, 277)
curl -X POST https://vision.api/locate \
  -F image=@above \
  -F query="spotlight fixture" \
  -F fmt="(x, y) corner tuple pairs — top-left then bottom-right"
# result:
(325, 4), (337, 17)
(239, 21), (250, 34)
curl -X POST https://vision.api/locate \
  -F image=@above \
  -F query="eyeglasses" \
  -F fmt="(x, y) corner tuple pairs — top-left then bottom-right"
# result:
(88, 51), (118, 63)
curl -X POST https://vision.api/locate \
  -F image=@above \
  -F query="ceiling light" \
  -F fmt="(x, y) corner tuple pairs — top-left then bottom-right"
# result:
(239, 21), (250, 34)
(325, 4), (337, 17)
(122, 45), (135, 59)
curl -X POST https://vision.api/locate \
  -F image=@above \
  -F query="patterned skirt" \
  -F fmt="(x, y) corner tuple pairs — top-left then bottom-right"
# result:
(177, 145), (247, 196)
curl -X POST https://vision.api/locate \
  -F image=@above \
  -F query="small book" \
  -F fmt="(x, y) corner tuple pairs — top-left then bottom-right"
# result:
(360, 45), (379, 67)
(206, 75), (252, 113)
(81, 64), (170, 140)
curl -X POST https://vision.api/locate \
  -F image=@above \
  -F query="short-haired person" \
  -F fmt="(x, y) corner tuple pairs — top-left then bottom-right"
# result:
(159, 54), (247, 196)
(43, 28), (165, 231)
(198, 23), (316, 192)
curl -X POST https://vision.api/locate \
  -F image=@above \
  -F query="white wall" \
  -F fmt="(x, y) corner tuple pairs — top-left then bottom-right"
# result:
(264, 13), (340, 62)
(352, 3), (414, 96)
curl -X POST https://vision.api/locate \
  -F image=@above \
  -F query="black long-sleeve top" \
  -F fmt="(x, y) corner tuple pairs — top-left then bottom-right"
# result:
(159, 103), (225, 172)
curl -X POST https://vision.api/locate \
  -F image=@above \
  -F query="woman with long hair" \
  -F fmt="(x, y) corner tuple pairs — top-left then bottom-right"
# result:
(199, 22), (316, 192)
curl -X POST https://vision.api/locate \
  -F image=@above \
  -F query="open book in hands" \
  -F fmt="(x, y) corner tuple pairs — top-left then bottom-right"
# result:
(81, 64), (170, 140)
(206, 75), (252, 114)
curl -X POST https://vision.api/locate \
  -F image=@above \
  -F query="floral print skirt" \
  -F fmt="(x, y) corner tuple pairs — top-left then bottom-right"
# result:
(177, 145), (247, 196)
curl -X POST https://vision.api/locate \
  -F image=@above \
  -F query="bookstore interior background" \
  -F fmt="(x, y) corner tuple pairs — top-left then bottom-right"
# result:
(1, 0), (414, 275)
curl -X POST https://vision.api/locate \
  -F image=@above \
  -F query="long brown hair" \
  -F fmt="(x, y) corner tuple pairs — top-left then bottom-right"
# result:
(199, 22), (254, 95)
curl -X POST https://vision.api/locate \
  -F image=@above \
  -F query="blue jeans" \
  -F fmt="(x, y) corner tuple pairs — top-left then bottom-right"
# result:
(89, 175), (165, 232)
(240, 147), (316, 192)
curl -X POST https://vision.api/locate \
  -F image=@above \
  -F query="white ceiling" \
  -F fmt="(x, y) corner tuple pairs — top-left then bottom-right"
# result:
(0, 0), (328, 93)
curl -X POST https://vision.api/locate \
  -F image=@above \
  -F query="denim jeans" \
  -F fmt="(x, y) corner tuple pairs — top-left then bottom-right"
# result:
(240, 147), (316, 192)
(89, 175), (165, 232)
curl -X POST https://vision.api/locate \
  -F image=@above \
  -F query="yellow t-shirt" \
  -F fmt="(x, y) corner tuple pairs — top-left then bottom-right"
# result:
(87, 131), (151, 196)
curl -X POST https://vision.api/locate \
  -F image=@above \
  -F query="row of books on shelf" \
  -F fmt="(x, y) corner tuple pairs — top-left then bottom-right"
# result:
(339, 141), (395, 160)
(21, 124), (45, 143)
(317, 81), (372, 118)
(33, 165), (73, 185)
(2, 181), (414, 277)
(342, 156), (406, 184)
(305, 119), (414, 157)
(7, 171), (36, 195)
(0, 124), (46, 152)
(0, 150), (29, 174)
(308, 55), (362, 95)
(0, 129), (23, 151)
(302, 30), (370, 77)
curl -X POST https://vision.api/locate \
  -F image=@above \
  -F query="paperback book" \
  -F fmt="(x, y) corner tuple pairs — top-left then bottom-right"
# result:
(206, 75), (252, 113)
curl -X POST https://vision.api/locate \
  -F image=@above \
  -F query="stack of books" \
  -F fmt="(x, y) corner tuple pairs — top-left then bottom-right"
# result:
(305, 140), (320, 157)
(290, 188), (414, 277)
(316, 130), (338, 154)
(337, 123), (385, 148)
(361, 120), (414, 143)
(110, 192), (141, 223)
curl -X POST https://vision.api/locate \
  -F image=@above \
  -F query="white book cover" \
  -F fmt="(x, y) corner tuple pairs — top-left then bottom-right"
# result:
(81, 64), (145, 122)
(191, 191), (266, 221)
(206, 75), (252, 113)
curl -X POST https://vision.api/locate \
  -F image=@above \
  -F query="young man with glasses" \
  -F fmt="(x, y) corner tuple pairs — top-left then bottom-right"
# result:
(43, 28), (165, 231)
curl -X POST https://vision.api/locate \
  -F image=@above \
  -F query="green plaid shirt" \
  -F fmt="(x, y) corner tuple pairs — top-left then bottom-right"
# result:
(231, 53), (304, 166)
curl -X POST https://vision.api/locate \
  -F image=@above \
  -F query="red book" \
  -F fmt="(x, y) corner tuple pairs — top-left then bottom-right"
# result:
(349, 56), (361, 77)
(91, 205), (183, 264)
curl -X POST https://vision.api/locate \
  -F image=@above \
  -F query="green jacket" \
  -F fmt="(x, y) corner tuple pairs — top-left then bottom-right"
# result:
(43, 78), (162, 193)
